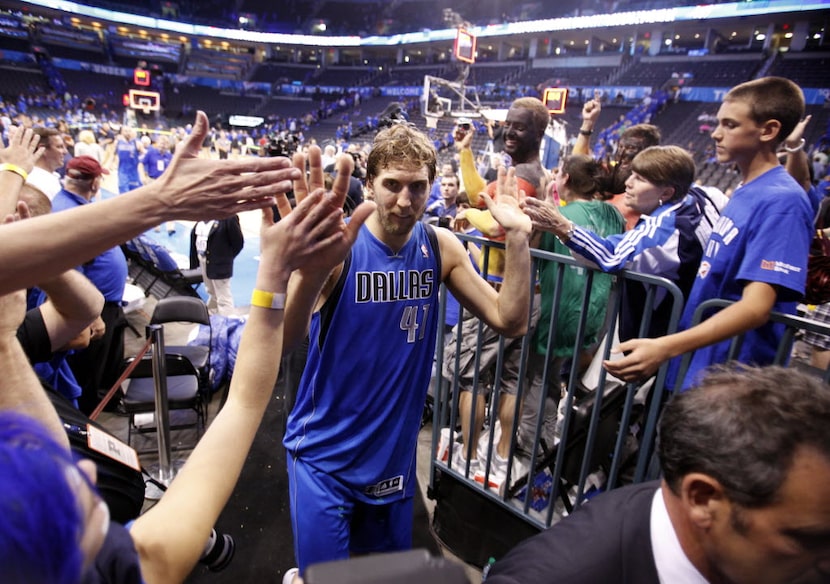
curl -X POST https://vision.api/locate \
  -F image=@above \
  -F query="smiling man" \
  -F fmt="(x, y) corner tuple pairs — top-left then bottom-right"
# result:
(280, 125), (533, 582)
(444, 97), (549, 487)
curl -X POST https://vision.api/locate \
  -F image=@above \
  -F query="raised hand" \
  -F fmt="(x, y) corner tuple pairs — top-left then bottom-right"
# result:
(454, 125), (474, 151)
(479, 166), (532, 235)
(784, 114), (811, 148)
(261, 186), (375, 280)
(291, 145), (352, 211)
(153, 111), (302, 220)
(582, 99), (601, 125)
(0, 126), (42, 173)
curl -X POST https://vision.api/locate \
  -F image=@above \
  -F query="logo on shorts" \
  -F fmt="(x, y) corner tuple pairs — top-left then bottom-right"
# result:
(365, 475), (403, 497)
(698, 261), (711, 279)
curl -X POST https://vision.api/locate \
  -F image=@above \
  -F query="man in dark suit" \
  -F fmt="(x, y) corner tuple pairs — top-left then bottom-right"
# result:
(190, 216), (244, 316)
(485, 365), (830, 584)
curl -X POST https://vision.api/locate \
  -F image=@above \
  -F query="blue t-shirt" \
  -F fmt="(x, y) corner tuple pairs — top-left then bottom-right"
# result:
(671, 166), (813, 389)
(52, 189), (128, 301)
(284, 222), (441, 502)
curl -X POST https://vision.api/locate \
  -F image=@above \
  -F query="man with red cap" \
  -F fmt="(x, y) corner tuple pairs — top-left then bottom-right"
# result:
(51, 155), (127, 414)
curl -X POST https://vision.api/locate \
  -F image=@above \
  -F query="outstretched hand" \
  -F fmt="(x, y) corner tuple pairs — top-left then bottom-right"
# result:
(260, 186), (375, 281)
(153, 111), (302, 220)
(479, 166), (532, 235)
(0, 126), (42, 173)
(602, 337), (670, 382)
(290, 145), (352, 211)
(521, 196), (568, 234)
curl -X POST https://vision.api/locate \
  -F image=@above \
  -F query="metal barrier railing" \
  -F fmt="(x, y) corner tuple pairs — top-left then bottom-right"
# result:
(430, 234), (830, 539)
(676, 298), (830, 386)
(92, 324), (178, 492)
(429, 233), (685, 530)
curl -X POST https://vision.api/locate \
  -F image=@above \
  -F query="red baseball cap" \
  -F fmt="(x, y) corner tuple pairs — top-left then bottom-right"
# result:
(66, 155), (110, 178)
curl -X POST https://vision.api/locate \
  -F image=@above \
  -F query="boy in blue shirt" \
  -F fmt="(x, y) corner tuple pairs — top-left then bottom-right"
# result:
(604, 77), (813, 389)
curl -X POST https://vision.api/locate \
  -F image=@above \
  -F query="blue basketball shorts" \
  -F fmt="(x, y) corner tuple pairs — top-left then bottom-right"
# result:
(287, 453), (413, 573)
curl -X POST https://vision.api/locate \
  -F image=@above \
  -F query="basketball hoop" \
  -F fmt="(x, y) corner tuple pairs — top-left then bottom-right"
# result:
(129, 89), (160, 116)
(425, 116), (438, 130)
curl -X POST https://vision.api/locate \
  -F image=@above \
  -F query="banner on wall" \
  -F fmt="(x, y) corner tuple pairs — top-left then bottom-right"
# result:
(681, 86), (830, 105)
(381, 86), (423, 97)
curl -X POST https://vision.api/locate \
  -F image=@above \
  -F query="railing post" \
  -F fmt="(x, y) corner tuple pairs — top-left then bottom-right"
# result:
(147, 323), (174, 485)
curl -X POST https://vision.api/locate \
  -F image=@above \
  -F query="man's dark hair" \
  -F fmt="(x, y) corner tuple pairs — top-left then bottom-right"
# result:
(619, 124), (661, 150)
(725, 76), (805, 147)
(658, 365), (830, 508)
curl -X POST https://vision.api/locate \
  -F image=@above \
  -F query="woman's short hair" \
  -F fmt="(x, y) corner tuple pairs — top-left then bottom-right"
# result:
(631, 145), (695, 202)
(0, 411), (86, 584)
(77, 129), (96, 145)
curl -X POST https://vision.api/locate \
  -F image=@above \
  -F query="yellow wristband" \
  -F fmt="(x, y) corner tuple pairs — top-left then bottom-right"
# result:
(0, 163), (28, 182)
(251, 289), (286, 310)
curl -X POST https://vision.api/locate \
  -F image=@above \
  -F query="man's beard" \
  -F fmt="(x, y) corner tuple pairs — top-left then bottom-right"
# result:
(378, 208), (422, 236)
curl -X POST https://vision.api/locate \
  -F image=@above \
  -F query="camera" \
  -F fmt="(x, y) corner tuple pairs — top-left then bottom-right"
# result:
(377, 101), (410, 131)
(454, 117), (473, 141)
(437, 216), (452, 229)
(200, 528), (235, 572)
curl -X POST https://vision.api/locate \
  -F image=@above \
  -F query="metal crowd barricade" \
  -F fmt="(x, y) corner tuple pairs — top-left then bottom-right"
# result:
(428, 233), (683, 566)
(676, 298), (830, 385)
(428, 234), (830, 567)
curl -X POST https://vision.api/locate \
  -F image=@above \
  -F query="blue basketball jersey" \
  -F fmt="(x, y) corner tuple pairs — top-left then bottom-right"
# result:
(284, 222), (441, 502)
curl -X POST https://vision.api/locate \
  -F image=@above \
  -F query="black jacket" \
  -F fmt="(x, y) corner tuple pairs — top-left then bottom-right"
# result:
(485, 481), (660, 583)
(190, 217), (244, 280)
